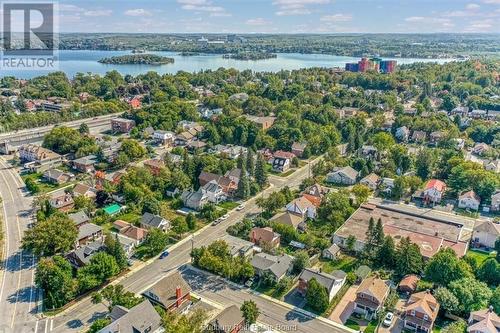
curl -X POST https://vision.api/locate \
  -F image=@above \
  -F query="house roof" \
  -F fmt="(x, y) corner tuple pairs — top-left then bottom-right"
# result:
(324, 243), (341, 256)
(69, 240), (105, 266)
(143, 271), (192, 309)
(220, 234), (254, 257)
(273, 150), (296, 159)
(299, 268), (346, 293)
(474, 220), (500, 237)
(271, 211), (304, 230)
(291, 142), (307, 151)
(251, 253), (293, 279)
(113, 219), (131, 230)
(140, 212), (167, 228)
(424, 179), (446, 192)
(406, 290), (439, 320)
(73, 183), (96, 196)
(459, 190), (481, 202)
(68, 211), (90, 226)
(202, 180), (223, 194)
(209, 305), (244, 333)
(249, 227), (280, 244)
(399, 274), (420, 292)
(305, 183), (330, 198)
(98, 300), (162, 333)
(288, 196), (317, 211)
(356, 276), (390, 304)
(468, 308), (500, 333)
(73, 155), (97, 166)
(144, 159), (165, 169)
(77, 223), (102, 241)
(361, 173), (380, 185)
(121, 225), (148, 241)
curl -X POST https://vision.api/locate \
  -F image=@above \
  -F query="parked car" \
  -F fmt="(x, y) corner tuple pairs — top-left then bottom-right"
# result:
(383, 312), (394, 327)
(159, 250), (169, 259)
(212, 218), (221, 226)
(237, 204), (245, 211)
(222, 213), (230, 219)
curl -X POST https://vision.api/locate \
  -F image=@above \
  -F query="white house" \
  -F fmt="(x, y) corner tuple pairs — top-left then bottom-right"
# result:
(472, 220), (500, 249)
(327, 166), (359, 185)
(422, 179), (446, 204)
(491, 191), (500, 212)
(395, 126), (410, 142)
(201, 180), (227, 204)
(298, 268), (346, 302)
(472, 143), (490, 156)
(153, 130), (175, 146)
(286, 196), (318, 219)
(484, 160), (500, 173)
(458, 190), (481, 211)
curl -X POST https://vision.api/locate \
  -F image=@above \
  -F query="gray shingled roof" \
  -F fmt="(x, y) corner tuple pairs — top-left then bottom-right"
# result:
(68, 211), (90, 226)
(299, 268), (346, 293)
(98, 300), (162, 333)
(140, 212), (167, 229)
(251, 253), (293, 279)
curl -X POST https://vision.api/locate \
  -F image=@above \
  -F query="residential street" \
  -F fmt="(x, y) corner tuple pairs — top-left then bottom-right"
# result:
(0, 157), (47, 333)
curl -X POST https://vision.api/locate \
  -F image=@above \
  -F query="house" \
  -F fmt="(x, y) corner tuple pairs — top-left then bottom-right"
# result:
(272, 156), (291, 173)
(186, 140), (207, 153)
(201, 180), (227, 204)
(422, 179), (446, 204)
(111, 118), (135, 133)
(286, 196), (318, 219)
(322, 243), (341, 260)
(304, 183), (330, 198)
(429, 131), (444, 146)
(298, 268), (346, 301)
(199, 107), (223, 119)
(360, 173), (380, 191)
(361, 145), (378, 160)
(270, 211), (306, 231)
(249, 227), (281, 248)
(250, 253), (293, 282)
(220, 234), (255, 258)
(68, 211), (90, 227)
(67, 239), (105, 267)
(404, 290), (440, 333)
(484, 160), (500, 173)
(181, 189), (208, 210)
(144, 159), (165, 176)
(19, 144), (62, 171)
(337, 143), (348, 156)
(49, 193), (74, 212)
(229, 92), (249, 102)
(175, 131), (195, 146)
(206, 305), (245, 333)
(395, 126), (410, 142)
(467, 307), (500, 333)
(353, 276), (390, 320)
(491, 191), (500, 212)
(152, 130), (175, 146)
(76, 223), (103, 247)
(244, 115), (276, 130)
(473, 143), (490, 156)
(120, 224), (148, 244)
(42, 169), (75, 185)
(98, 300), (163, 333)
(72, 155), (98, 173)
(140, 212), (170, 231)
(398, 274), (420, 294)
(380, 178), (395, 194)
(198, 171), (237, 196)
(291, 142), (307, 158)
(326, 166), (359, 185)
(472, 220), (500, 249)
(113, 233), (137, 258)
(224, 168), (242, 185)
(142, 271), (192, 312)
(72, 183), (97, 200)
(113, 219), (131, 232)
(411, 131), (427, 143)
(458, 190), (481, 211)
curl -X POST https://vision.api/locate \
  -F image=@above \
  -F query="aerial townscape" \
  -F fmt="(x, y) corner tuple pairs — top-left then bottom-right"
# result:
(0, 1), (499, 333)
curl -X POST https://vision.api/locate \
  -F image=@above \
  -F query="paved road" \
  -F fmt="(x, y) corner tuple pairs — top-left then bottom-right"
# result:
(0, 157), (48, 333)
(182, 267), (352, 333)
(49, 159), (320, 332)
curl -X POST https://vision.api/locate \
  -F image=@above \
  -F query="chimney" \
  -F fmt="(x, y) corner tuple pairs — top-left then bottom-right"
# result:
(176, 286), (182, 307)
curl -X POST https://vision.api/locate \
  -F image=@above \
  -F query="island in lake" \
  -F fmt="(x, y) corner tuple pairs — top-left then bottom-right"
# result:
(98, 54), (174, 65)
(223, 52), (277, 61)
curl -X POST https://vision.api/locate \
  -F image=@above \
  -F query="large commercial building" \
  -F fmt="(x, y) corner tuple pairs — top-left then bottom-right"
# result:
(345, 57), (397, 73)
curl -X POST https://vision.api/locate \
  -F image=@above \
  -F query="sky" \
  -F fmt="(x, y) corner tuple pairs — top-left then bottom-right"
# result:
(36, 0), (500, 33)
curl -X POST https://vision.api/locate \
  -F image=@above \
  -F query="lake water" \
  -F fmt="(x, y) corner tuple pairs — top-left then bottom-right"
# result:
(0, 50), (456, 79)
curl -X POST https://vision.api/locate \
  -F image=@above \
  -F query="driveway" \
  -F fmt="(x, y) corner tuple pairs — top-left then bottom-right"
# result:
(283, 287), (306, 308)
(378, 317), (404, 333)
(329, 284), (358, 324)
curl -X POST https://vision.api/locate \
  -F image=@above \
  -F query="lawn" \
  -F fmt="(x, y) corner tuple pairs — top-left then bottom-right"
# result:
(218, 201), (239, 210)
(465, 249), (495, 266)
(21, 172), (70, 194)
(345, 319), (360, 330)
(270, 169), (296, 177)
(116, 212), (141, 224)
(320, 255), (358, 274)
(364, 320), (378, 333)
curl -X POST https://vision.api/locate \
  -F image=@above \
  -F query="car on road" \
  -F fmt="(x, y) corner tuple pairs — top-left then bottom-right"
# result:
(159, 250), (169, 259)
(212, 218), (222, 226)
(237, 204), (245, 211)
(383, 312), (394, 327)
(222, 213), (230, 219)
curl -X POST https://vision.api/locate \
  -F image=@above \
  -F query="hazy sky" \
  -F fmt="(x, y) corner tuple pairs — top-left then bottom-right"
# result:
(50, 0), (500, 33)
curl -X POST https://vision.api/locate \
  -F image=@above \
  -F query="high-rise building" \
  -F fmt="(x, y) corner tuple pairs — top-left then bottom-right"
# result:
(344, 58), (397, 73)
(380, 60), (397, 73)
(345, 63), (359, 72)
(358, 57), (372, 72)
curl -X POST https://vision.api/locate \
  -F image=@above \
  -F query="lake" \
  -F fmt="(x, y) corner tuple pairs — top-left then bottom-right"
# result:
(0, 50), (456, 79)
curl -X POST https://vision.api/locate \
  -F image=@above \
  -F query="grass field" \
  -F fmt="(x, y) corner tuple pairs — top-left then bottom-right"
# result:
(320, 255), (358, 274)
(345, 319), (360, 330)
(465, 249), (495, 266)
(218, 201), (239, 210)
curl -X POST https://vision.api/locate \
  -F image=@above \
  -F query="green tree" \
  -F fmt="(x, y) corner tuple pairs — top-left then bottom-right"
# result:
(25, 178), (40, 194)
(306, 277), (329, 313)
(186, 213), (196, 231)
(435, 287), (460, 313)
(88, 318), (111, 333)
(35, 256), (75, 309)
(448, 277), (492, 314)
(292, 250), (310, 273)
(395, 237), (423, 276)
(246, 149), (255, 177)
(240, 300), (259, 325)
(22, 214), (78, 256)
(477, 258), (500, 286)
(91, 284), (142, 311)
(424, 248), (472, 286)
(441, 319), (467, 333)
(79, 123), (89, 134)
(105, 234), (128, 270)
(254, 153), (268, 187)
(415, 149), (436, 180)
(172, 217), (189, 235)
(142, 228), (168, 257)
(237, 165), (250, 199)
(491, 286), (500, 315)
(351, 184), (371, 206)
(377, 236), (395, 268)
(345, 235), (357, 254)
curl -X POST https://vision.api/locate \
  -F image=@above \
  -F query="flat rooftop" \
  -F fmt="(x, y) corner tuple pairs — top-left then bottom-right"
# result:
(334, 199), (475, 258)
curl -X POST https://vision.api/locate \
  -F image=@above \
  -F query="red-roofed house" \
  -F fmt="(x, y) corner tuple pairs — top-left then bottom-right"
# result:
(423, 179), (446, 204)
(404, 290), (440, 332)
(249, 227), (280, 248)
